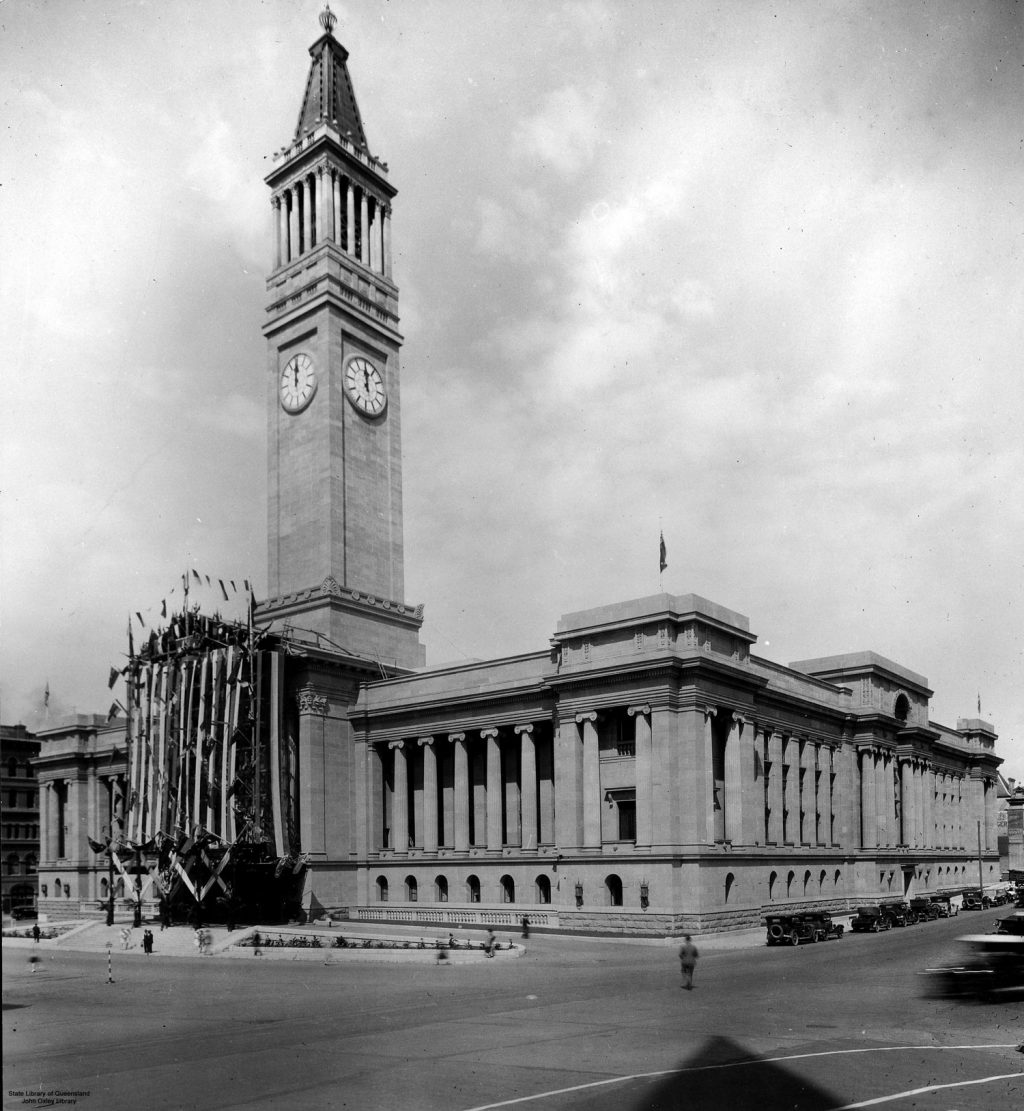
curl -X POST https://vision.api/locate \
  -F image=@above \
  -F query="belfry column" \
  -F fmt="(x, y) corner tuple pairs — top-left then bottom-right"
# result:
(390, 741), (408, 853)
(860, 748), (876, 848)
(483, 728), (502, 850)
(578, 712), (601, 848)
(420, 737), (438, 853)
(359, 190), (370, 265)
(629, 705), (653, 848)
(288, 187), (299, 261)
(451, 734), (469, 851)
(766, 732), (783, 843)
(516, 725), (537, 851)
(346, 181), (356, 255)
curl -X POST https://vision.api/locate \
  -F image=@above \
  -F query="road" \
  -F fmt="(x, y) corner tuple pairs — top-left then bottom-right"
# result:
(3, 911), (1022, 1111)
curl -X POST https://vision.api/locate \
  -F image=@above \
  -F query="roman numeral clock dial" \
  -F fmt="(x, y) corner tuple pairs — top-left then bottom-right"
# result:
(280, 352), (317, 414)
(343, 356), (387, 417)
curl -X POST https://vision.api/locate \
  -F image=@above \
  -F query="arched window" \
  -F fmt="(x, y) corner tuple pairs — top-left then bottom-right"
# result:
(467, 875), (481, 903)
(786, 871), (795, 898)
(435, 875), (448, 903)
(724, 872), (735, 904)
(500, 874), (515, 904)
(376, 876), (389, 902)
(405, 875), (418, 902)
(768, 871), (778, 901)
(606, 874), (623, 907)
(535, 875), (551, 904)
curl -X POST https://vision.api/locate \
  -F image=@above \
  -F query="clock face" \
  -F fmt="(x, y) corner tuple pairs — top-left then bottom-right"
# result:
(280, 353), (317, 413)
(343, 355), (387, 416)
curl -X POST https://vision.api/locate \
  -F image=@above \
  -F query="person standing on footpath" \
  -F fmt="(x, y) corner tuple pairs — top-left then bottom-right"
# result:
(679, 935), (698, 990)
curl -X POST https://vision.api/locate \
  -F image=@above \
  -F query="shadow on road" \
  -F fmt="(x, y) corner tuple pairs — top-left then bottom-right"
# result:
(629, 1034), (843, 1111)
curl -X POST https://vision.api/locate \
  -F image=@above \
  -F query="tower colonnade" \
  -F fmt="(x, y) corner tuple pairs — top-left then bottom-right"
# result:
(271, 161), (391, 277)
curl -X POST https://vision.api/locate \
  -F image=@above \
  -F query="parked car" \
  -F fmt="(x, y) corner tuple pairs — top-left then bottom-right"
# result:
(929, 895), (958, 917)
(804, 912), (844, 941)
(883, 903), (913, 927)
(921, 934), (1024, 1000)
(765, 914), (820, 946)
(851, 905), (892, 933)
(909, 897), (941, 921)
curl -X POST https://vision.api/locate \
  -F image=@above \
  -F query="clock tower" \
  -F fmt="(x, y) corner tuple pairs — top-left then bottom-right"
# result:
(260, 6), (424, 670)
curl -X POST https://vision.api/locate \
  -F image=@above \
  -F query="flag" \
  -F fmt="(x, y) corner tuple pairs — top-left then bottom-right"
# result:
(659, 531), (667, 573)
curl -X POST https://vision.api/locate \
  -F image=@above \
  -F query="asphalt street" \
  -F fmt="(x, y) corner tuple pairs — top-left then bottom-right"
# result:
(3, 911), (1022, 1111)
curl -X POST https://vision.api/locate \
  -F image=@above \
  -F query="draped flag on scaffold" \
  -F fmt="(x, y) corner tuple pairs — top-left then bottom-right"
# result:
(659, 531), (667, 574)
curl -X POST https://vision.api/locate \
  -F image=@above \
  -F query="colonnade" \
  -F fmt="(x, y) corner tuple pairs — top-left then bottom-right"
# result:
(377, 725), (554, 854)
(761, 728), (836, 849)
(272, 162), (391, 276)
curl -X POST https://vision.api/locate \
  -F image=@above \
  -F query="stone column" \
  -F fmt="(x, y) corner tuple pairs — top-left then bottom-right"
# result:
(783, 735), (800, 844)
(767, 732), (783, 843)
(346, 180), (356, 255)
(724, 714), (744, 843)
(483, 728), (502, 850)
(820, 747), (834, 845)
(897, 759), (915, 844)
(316, 165), (329, 245)
(579, 712), (601, 848)
(377, 206), (388, 279)
(359, 190), (370, 265)
(390, 741), (408, 853)
(629, 705), (652, 848)
(800, 741), (816, 844)
(288, 186), (299, 262)
(333, 173), (342, 246)
(451, 734), (469, 852)
(419, 737), (438, 852)
(300, 177), (312, 255)
(516, 725), (537, 851)
(861, 748), (876, 848)
(703, 708), (717, 843)
(273, 196), (283, 268)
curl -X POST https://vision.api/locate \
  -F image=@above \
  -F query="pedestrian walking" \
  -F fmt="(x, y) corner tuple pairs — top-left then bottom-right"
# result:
(678, 935), (698, 990)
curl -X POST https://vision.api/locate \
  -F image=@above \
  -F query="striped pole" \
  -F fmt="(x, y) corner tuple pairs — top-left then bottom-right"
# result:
(106, 941), (114, 984)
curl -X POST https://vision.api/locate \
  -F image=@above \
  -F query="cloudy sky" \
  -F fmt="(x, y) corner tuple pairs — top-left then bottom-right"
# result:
(2, 0), (1022, 779)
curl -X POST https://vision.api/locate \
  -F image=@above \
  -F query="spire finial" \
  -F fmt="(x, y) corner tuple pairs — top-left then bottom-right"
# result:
(319, 4), (337, 36)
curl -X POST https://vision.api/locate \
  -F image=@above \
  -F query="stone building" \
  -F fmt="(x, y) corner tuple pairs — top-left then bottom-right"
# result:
(32, 10), (1005, 933)
(1, 723), (41, 914)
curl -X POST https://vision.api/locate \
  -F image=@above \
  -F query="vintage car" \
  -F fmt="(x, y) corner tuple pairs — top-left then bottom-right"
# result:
(883, 902), (914, 927)
(850, 905), (892, 932)
(765, 914), (820, 946)
(929, 895), (958, 917)
(909, 897), (941, 921)
(803, 912), (844, 940)
(921, 934), (1024, 999)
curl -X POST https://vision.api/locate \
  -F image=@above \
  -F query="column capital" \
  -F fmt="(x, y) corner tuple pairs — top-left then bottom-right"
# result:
(575, 711), (597, 724)
(514, 723), (534, 736)
(447, 732), (465, 743)
(296, 688), (328, 716)
(627, 704), (651, 718)
(417, 736), (435, 747)
(480, 727), (499, 740)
